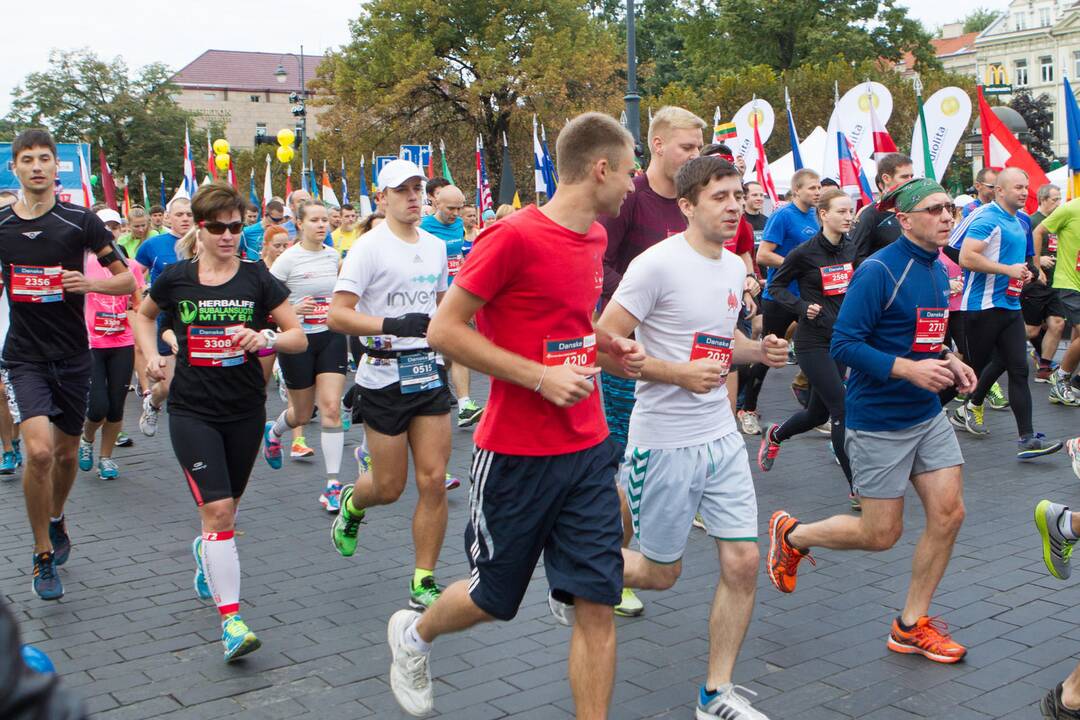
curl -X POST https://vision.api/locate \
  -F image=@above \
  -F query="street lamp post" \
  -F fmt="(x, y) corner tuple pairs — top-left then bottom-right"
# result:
(624, 0), (641, 149)
(274, 45), (309, 190)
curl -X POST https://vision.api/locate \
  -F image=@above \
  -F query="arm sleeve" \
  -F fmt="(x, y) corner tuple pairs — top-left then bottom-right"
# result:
(453, 222), (519, 302)
(268, 249), (291, 283)
(600, 201), (634, 301)
(830, 261), (895, 382)
(767, 247), (809, 316)
(436, 241), (449, 292)
(610, 253), (659, 324)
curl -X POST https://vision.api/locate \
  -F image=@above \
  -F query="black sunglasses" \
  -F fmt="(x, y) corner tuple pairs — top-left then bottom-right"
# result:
(268, 215), (284, 224)
(199, 221), (244, 235)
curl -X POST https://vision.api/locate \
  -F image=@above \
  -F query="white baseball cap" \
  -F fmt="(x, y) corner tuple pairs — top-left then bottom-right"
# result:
(96, 208), (122, 226)
(377, 159), (425, 192)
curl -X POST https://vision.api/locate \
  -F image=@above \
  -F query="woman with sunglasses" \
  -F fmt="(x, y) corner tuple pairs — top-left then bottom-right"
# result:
(757, 188), (859, 508)
(133, 183), (305, 662)
(265, 200), (350, 513)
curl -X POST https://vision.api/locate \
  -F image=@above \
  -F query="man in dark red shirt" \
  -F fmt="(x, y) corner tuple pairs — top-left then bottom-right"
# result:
(383, 112), (645, 720)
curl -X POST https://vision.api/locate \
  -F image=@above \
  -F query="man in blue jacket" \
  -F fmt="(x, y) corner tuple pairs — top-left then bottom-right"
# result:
(765, 179), (977, 666)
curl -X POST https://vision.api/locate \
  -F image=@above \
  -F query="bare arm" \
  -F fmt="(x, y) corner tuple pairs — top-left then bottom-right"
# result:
(327, 291), (387, 337)
(756, 240), (784, 269)
(959, 237), (1028, 279)
(266, 301), (307, 354)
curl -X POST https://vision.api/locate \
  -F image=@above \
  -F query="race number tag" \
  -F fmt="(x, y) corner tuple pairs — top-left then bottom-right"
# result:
(447, 254), (464, 278)
(819, 263), (853, 296)
(912, 308), (948, 353)
(1006, 276), (1025, 298)
(187, 324), (246, 367)
(93, 311), (127, 336)
(10, 265), (63, 303)
(689, 332), (733, 375)
(398, 351), (443, 394)
(542, 334), (597, 367)
(1049, 234), (1058, 253)
(303, 296), (329, 326)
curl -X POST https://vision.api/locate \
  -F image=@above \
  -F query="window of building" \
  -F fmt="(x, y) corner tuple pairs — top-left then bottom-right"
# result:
(249, 94), (260, 103)
(1040, 7), (1052, 26)
(1014, 12), (1027, 30)
(1041, 55), (1054, 83)
(1015, 59), (1029, 86)
(202, 92), (217, 101)
(255, 123), (267, 137)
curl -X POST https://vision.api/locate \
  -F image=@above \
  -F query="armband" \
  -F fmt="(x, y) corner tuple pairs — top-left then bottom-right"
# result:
(97, 244), (128, 268)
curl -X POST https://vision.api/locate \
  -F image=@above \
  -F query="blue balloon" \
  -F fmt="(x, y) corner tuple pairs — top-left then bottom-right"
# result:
(20, 644), (55, 674)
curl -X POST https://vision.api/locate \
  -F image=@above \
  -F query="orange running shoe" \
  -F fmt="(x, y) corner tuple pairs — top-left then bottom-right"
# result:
(767, 510), (814, 593)
(886, 616), (967, 663)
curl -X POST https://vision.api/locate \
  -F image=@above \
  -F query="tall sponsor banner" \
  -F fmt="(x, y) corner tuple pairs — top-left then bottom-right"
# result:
(1, 142), (90, 205)
(730, 100), (775, 161)
(823, 82), (893, 181)
(910, 87), (972, 181)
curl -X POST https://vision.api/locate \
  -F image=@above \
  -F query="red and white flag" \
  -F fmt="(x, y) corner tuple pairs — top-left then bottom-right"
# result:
(752, 115), (779, 204)
(978, 85), (1049, 213)
(869, 97), (897, 160)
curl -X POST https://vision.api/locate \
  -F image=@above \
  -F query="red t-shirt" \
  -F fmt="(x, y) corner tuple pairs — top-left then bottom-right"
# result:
(454, 205), (609, 456)
(726, 217), (755, 257)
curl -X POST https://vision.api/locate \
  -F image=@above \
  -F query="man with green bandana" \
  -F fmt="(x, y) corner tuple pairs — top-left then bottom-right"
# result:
(767, 179), (979, 666)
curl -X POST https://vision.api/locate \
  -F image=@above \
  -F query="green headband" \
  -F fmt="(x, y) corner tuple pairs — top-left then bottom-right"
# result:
(880, 178), (947, 213)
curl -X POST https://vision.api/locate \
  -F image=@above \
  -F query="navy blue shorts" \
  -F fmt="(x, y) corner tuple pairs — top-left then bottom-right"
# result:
(155, 313), (173, 356)
(465, 439), (623, 621)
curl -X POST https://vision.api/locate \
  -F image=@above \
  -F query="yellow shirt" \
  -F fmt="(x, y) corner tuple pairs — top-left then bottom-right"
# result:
(332, 227), (361, 256)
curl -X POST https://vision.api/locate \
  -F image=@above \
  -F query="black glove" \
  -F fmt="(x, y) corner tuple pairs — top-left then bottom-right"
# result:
(382, 313), (431, 338)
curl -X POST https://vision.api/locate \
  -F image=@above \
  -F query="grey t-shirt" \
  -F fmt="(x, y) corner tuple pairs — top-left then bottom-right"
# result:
(269, 243), (340, 333)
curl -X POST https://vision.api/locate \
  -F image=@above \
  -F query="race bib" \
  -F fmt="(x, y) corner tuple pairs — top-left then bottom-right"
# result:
(187, 324), (246, 367)
(689, 332), (733, 375)
(913, 308), (948, 353)
(820, 263), (853, 296)
(303, 296), (329, 326)
(398, 351), (443, 394)
(1006, 276), (1025, 298)
(1048, 234), (1058, 253)
(542, 334), (597, 367)
(447, 254), (464, 278)
(10, 265), (63, 303)
(93, 311), (127, 336)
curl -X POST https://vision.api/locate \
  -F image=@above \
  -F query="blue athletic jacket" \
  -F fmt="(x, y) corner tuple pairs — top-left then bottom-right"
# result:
(830, 235), (951, 431)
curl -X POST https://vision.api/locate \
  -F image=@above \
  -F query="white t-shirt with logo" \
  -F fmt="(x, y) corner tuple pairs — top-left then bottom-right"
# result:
(612, 233), (745, 449)
(334, 221), (448, 389)
(269, 243), (340, 334)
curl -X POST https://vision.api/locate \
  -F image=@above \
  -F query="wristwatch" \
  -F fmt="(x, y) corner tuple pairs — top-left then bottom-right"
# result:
(260, 328), (278, 350)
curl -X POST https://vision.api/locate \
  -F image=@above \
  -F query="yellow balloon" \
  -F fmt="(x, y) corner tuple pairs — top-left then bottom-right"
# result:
(213, 139), (230, 156)
(276, 146), (294, 164)
(277, 128), (296, 147)
(215, 153), (231, 171)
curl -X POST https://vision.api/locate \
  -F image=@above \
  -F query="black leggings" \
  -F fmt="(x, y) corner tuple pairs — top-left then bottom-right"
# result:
(773, 347), (853, 491)
(87, 346), (135, 423)
(170, 410), (265, 506)
(741, 300), (799, 412)
(963, 309), (1033, 437)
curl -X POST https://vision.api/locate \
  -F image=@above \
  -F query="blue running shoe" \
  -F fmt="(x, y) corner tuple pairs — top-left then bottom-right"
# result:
(97, 458), (118, 480)
(32, 552), (63, 600)
(354, 446), (372, 473)
(340, 404), (352, 432)
(320, 482), (343, 513)
(48, 517), (71, 566)
(222, 615), (261, 662)
(77, 440), (93, 472)
(262, 421), (282, 469)
(192, 537), (212, 601)
(0, 451), (16, 476)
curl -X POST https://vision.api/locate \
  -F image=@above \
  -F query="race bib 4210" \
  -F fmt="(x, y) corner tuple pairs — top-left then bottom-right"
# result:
(542, 334), (597, 367)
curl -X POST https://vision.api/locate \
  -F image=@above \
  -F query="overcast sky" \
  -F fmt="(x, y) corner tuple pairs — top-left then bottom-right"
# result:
(0, 0), (992, 117)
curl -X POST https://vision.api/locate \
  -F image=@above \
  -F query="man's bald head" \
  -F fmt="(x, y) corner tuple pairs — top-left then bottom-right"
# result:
(287, 189), (311, 214)
(435, 185), (466, 225)
(994, 167), (1029, 213)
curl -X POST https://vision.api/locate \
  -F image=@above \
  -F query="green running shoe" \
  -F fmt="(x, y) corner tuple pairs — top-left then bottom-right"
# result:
(986, 382), (1009, 410)
(614, 588), (644, 617)
(221, 615), (261, 662)
(457, 400), (483, 428)
(409, 575), (443, 610)
(1035, 500), (1073, 580)
(331, 485), (364, 557)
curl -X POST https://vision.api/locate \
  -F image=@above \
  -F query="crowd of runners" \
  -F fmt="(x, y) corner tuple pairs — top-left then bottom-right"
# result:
(5, 106), (1080, 719)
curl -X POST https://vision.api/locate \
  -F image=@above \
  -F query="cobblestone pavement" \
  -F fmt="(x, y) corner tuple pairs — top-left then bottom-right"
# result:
(3, 363), (1080, 718)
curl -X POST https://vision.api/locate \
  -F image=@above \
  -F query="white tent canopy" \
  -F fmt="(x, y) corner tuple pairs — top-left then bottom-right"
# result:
(746, 126), (828, 194)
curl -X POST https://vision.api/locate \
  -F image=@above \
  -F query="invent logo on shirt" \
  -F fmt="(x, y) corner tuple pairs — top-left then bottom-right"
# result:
(178, 299), (255, 324)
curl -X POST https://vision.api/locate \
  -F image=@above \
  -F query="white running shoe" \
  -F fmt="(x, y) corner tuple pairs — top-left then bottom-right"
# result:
(547, 590), (575, 627)
(1067, 438), (1080, 481)
(696, 684), (770, 720)
(388, 610), (433, 717)
(139, 395), (159, 437)
(737, 410), (761, 435)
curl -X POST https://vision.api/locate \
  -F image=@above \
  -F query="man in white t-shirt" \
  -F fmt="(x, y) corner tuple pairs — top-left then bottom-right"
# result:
(327, 159), (453, 612)
(596, 156), (787, 720)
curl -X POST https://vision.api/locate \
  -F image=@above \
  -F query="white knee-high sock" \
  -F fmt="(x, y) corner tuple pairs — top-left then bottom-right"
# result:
(322, 425), (344, 483)
(270, 409), (292, 438)
(201, 531), (240, 618)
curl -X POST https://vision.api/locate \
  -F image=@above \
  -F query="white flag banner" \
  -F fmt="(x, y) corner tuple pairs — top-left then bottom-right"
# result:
(823, 82), (893, 182)
(910, 87), (972, 181)
(730, 100), (775, 161)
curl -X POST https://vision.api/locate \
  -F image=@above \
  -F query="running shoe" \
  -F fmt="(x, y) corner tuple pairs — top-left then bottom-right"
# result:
(1041, 683), (1080, 719)
(814, 422), (832, 434)
(114, 432), (133, 448)
(757, 424), (781, 472)
(1049, 384), (1080, 407)
(340, 404), (352, 432)
(1067, 438), (1080, 481)
(1036, 366), (1054, 383)
(986, 382), (1009, 410)
(786, 343), (797, 365)
(1035, 499), (1073, 580)
(693, 513), (706, 530)
(409, 575), (442, 610)
(387, 609), (434, 717)
(139, 395), (159, 437)
(32, 552), (63, 601)
(696, 684), (769, 720)
(262, 422), (283, 469)
(48, 517), (71, 566)
(97, 458), (118, 481)
(1018, 433), (1064, 460)
(77, 440), (93, 472)
(0, 451), (15, 476)
(766, 510), (813, 594)
(444, 473), (460, 490)
(849, 493), (861, 512)
(221, 615), (261, 662)
(355, 446), (372, 473)
(737, 410), (761, 435)
(191, 537), (212, 600)
(950, 404), (987, 436)
(614, 587), (644, 617)
(886, 615), (966, 663)
(1030, 347), (1041, 373)
(548, 589), (575, 626)
(331, 484), (364, 557)
(791, 383), (810, 409)
(457, 400), (483, 428)
(320, 482), (343, 513)
(290, 436), (315, 459)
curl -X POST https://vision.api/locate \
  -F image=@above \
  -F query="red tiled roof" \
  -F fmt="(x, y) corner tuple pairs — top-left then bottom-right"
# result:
(170, 50), (327, 92)
(896, 31), (978, 69)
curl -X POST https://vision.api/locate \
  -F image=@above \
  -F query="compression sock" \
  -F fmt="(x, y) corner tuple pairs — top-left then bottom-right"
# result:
(270, 409), (291, 439)
(413, 568), (434, 587)
(201, 530), (240, 617)
(322, 425), (344, 483)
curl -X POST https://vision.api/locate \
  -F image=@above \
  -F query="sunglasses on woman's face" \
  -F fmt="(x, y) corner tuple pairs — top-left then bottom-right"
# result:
(199, 221), (244, 235)
(907, 202), (956, 216)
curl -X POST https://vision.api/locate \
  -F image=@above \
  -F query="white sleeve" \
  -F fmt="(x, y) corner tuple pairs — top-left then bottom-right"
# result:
(611, 252), (660, 323)
(334, 236), (374, 296)
(269, 248), (292, 284)
(436, 241), (449, 292)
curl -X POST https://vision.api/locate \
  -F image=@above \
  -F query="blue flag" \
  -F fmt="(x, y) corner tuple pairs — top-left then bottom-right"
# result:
(159, 173), (166, 208)
(785, 88), (803, 171)
(1064, 77), (1080, 197)
(341, 158), (350, 205)
(248, 171), (260, 218)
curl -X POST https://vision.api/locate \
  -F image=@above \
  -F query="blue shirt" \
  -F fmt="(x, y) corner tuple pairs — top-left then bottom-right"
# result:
(760, 202), (818, 300)
(831, 236), (952, 431)
(948, 202), (1031, 311)
(282, 219), (298, 241)
(961, 199), (982, 218)
(420, 214), (465, 282)
(135, 232), (179, 284)
(240, 223), (264, 261)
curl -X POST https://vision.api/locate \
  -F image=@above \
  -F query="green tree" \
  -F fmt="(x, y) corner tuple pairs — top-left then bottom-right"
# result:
(5, 49), (198, 193)
(961, 8), (998, 34)
(1009, 89), (1056, 170)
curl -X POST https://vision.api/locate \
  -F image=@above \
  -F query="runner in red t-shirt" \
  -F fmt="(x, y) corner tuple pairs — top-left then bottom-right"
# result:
(382, 113), (645, 720)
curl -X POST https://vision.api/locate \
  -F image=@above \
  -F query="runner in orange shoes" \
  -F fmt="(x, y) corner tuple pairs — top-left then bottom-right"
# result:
(885, 616), (967, 664)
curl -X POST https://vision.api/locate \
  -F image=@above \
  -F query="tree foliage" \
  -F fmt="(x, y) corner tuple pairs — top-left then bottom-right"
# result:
(1009, 89), (1055, 171)
(961, 8), (998, 34)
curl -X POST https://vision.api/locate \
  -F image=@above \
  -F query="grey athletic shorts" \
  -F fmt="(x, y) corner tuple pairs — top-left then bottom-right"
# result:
(846, 411), (963, 499)
(1056, 288), (1080, 326)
